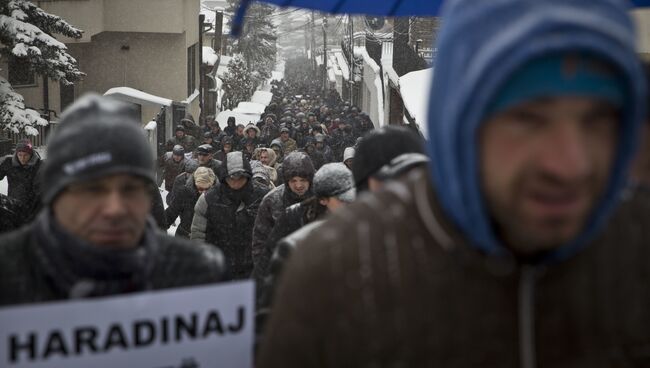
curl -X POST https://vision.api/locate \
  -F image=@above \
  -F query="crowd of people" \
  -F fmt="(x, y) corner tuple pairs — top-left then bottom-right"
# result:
(3, 0), (650, 365)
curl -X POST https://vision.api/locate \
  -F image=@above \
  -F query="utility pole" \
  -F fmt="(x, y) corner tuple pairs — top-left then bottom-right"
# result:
(323, 15), (328, 90)
(304, 22), (309, 58)
(198, 13), (205, 124)
(311, 11), (316, 72)
(348, 15), (354, 106)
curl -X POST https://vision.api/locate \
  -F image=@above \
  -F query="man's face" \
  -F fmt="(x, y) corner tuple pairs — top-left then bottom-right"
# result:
(281, 132), (289, 141)
(197, 153), (212, 165)
(288, 176), (310, 196)
(53, 174), (151, 249)
(175, 130), (184, 139)
(237, 127), (244, 135)
(223, 143), (232, 153)
(308, 116), (316, 123)
(260, 151), (270, 165)
(247, 129), (257, 138)
(226, 175), (248, 190)
(172, 154), (183, 163)
(480, 96), (619, 254)
(16, 151), (31, 165)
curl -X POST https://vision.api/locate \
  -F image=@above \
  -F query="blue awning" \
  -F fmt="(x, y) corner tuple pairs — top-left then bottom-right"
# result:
(232, 0), (650, 36)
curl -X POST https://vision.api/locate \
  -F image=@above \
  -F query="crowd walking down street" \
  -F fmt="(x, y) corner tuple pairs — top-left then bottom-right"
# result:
(4, 0), (650, 366)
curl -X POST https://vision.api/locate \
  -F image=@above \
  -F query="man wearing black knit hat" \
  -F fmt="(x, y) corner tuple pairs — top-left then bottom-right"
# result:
(352, 125), (427, 193)
(0, 94), (226, 306)
(251, 152), (314, 269)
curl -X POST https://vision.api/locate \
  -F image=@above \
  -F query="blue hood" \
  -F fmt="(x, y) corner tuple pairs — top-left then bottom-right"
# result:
(427, 0), (647, 262)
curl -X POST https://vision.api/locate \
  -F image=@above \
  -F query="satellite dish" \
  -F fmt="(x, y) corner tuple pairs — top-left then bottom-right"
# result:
(365, 16), (385, 31)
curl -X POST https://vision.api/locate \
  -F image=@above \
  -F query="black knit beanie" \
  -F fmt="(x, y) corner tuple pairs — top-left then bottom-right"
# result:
(352, 126), (425, 192)
(282, 151), (315, 183)
(41, 94), (155, 204)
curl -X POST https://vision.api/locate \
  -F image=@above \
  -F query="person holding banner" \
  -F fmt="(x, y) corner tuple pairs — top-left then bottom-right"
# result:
(0, 94), (227, 306)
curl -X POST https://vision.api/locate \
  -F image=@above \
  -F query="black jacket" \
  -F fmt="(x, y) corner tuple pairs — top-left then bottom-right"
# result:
(194, 180), (269, 279)
(0, 193), (22, 234)
(165, 175), (201, 238)
(253, 197), (325, 294)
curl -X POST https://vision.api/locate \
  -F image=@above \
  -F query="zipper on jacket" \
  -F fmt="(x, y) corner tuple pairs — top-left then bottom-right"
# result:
(519, 265), (538, 368)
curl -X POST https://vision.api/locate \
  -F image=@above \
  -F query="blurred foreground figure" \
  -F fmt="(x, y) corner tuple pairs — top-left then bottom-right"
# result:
(0, 95), (226, 306)
(259, 0), (650, 366)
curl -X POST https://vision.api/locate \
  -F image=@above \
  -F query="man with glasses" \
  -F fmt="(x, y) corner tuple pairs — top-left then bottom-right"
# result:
(0, 95), (226, 306)
(192, 151), (270, 279)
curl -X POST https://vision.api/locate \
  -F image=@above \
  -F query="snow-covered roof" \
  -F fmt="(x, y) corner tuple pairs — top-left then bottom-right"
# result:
(251, 91), (273, 106)
(399, 68), (433, 138)
(202, 46), (219, 66)
(233, 101), (266, 115)
(216, 110), (261, 129)
(104, 87), (173, 107)
(144, 120), (157, 130)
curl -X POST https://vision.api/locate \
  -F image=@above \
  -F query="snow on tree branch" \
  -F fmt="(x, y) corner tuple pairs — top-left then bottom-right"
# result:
(0, 75), (47, 135)
(0, 0), (83, 136)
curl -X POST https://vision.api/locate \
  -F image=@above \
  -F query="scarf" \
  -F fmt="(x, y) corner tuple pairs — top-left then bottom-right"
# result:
(33, 210), (158, 299)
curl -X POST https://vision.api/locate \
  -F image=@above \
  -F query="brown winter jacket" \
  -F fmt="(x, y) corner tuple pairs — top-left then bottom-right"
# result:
(258, 168), (650, 368)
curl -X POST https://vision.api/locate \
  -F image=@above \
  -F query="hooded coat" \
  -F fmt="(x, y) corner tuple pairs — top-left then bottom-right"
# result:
(158, 152), (189, 191)
(258, 1), (650, 367)
(165, 174), (202, 238)
(0, 152), (43, 221)
(251, 152), (314, 268)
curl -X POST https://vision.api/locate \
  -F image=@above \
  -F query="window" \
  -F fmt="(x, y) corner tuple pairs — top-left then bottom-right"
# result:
(187, 43), (197, 96)
(8, 58), (35, 86)
(60, 82), (75, 111)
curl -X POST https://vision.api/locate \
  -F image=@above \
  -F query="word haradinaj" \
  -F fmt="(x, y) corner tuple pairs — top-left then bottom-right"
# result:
(7, 306), (246, 364)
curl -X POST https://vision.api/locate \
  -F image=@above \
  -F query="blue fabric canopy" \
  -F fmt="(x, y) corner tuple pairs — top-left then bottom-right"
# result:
(232, 0), (650, 36)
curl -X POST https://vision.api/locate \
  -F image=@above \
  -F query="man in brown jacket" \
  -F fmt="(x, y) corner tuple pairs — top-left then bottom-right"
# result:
(258, 0), (650, 367)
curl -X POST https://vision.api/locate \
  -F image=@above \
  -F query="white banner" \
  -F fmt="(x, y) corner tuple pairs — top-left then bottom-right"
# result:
(0, 281), (254, 368)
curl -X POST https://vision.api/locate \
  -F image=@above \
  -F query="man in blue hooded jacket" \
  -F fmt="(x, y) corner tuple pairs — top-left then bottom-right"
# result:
(257, 0), (650, 367)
